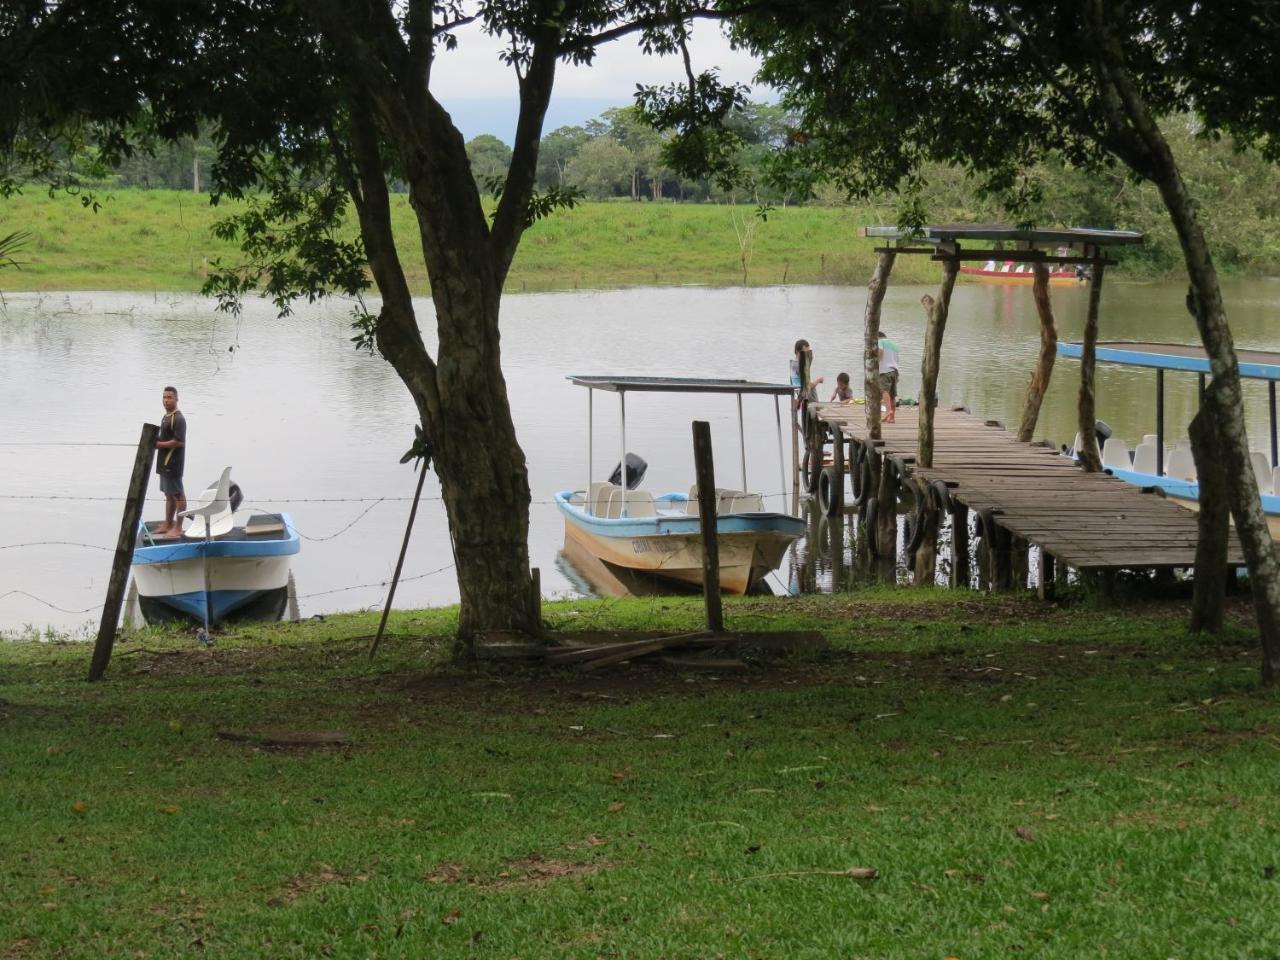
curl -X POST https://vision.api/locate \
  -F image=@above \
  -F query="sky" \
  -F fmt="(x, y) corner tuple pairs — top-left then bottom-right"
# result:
(426, 19), (768, 145)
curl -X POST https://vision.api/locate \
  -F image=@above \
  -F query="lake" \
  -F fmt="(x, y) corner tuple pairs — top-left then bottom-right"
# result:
(2, 276), (1278, 635)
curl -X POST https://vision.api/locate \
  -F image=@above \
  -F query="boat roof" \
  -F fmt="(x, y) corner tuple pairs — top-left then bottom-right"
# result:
(861, 224), (1144, 247)
(567, 375), (795, 396)
(1058, 341), (1280, 381)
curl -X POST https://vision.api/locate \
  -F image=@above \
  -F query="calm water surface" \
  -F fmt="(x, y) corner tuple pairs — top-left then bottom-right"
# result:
(2, 277), (1278, 634)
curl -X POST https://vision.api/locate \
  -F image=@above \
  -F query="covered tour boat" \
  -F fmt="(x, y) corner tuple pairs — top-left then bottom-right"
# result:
(556, 376), (804, 595)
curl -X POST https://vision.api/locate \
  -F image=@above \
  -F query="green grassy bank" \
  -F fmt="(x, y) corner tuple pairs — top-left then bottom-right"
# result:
(2, 591), (1278, 958)
(0, 189), (954, 294)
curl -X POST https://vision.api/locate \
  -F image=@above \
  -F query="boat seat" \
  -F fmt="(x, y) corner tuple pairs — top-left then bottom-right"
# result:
(1273, 467), (1280, 498)
(1068, 431), (1083, 459)
(182, 466), (235, 538)
(1250, 452), (1273, 495)
(723, 493), (764, 513)
(607, 488), (655, 518)
(1132, 440), (1159, 476)
(1165, 448), (1197, 482)
(589, 481), (619, 517)
(1174, 438), (1192, 452)
(1101, 437), (1132, 470)
(687, 486), (740, 516)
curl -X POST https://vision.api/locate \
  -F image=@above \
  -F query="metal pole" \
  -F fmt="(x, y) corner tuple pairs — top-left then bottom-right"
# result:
(774, 395), (786, 513)
(619, 391), (627, 516)
(692, 420), (723, 632)
(737, 392), (747, 491)
(587, 387), (593, 510)
(1270, 381), (1277, 469)
(1156, 368), (1165, 477)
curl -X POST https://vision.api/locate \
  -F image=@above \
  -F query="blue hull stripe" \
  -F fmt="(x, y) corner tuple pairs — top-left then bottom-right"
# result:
(151, 589), (270, 622)
(1106, 465), (1280, 514)
(1058, 342), (1280, 382)
(133, 513), (301, 565)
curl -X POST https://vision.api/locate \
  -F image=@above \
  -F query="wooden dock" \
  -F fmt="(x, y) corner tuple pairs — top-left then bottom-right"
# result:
(812, 404), (1245, 577)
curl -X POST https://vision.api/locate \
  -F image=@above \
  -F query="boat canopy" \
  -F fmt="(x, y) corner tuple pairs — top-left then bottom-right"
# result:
(860, 224), (1145, 248)
(568, 375), (794, 396)
(1058, 341), (1280, 382)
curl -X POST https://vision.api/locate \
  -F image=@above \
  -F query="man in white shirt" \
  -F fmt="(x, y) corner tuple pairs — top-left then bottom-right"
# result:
(878, 332), (900, 423)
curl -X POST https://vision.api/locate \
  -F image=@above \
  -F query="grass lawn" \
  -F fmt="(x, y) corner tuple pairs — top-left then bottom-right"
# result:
(2, 590), (1278, 958)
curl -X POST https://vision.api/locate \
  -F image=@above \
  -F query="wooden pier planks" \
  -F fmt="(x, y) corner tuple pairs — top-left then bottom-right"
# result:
(814, 404), (1245, 571)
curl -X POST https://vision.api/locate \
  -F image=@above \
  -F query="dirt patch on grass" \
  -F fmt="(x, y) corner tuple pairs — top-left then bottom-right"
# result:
(425, 853), (607, 890)
(269, 863), (371, 906)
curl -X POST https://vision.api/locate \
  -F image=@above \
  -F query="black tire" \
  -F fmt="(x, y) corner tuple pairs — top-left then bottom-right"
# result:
(817, 465), (841, 517)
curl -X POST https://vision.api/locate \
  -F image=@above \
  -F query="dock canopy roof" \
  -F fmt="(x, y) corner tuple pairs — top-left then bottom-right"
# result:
(861, 224), (1144, 248)
(1058, 341), (1280, 381)
(567, 375), (795, 396)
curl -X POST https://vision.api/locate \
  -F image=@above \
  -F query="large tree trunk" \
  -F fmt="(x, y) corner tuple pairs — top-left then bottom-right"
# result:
(917, 259), (958, 468)
(1075, 263), (1105, 472)
(1084, 1), (1280, 681)
(1017, 261), (1057, 442)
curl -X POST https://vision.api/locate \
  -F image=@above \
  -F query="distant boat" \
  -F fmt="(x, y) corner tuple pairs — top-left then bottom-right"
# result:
(960, 260), (1083, 285)
(556, 376), (804, 595)
(130, 467), (300, 625)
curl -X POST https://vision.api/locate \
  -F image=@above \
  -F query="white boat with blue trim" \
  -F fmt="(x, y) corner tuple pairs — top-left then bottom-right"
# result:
(1058, 340), (1280, 539)
(131, 467), (301, 625)
(557, 376), (805, 595)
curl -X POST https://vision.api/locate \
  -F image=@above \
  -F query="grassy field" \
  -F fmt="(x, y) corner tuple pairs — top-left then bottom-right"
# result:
(1, 189), (950, 294)
(2, 590), (1278, 958)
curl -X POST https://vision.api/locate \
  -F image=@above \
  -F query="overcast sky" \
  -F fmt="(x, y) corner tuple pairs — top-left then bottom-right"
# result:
(427, 21), (768, 144)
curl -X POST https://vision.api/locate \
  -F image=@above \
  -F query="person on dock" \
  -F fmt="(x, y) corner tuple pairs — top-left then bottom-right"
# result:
(790, 339), (823, 402)
(156, 385), (187, 538)
(878, 331), (900, 423)
(830, 371), (854, 403)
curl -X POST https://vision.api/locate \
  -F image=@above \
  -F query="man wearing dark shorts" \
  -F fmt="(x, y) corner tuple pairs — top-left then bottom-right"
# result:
(156, 386), (187, 537)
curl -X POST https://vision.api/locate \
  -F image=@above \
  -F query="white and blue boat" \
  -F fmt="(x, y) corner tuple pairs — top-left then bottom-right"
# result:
(557, 376), (804, 595)
(1058, 340), (1280, 539)
(131, 467), (301, 625)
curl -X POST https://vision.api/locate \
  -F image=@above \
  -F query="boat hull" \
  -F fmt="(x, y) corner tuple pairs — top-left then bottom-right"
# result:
(1104, 465), (1280, 541)
(959, 265), (1080, 285)
(556, 492), (802, 595)
(130, 514), (300, 625)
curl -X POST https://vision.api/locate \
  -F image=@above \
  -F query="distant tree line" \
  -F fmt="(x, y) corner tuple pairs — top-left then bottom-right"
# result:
(73, 104), (1280, 275)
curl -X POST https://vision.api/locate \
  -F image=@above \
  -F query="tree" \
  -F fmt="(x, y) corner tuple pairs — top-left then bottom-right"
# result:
(464, 134), (514, 192)
(720, 0), (1280, 681)
(0, 0), (743, 647)
(565, 136), (634, 198)
(536, 124), (590, 188)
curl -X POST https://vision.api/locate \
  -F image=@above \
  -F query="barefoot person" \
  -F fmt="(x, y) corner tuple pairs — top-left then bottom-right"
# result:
(878, 331), (900, 423)
(156, 386), (187, 537)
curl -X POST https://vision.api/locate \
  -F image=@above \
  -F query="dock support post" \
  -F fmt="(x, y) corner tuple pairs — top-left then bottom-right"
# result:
(992, 527), (1014, 591)
(918, 259), (959, 468)
(1189, 399), (1229, 633)
(864, 251), (896, 441)
(1038, 551), (1056, 601)
(875, 452), (897, 559)
(912, 484), (940, 587)
(1076, 262), (1106, 472)
(830, 424), (846, 516)
(1011, 535), (1030, 590)
(950, 504), (970, 589)
(89, 422), (158, 682)
(1017, 262), (1058, 442)
(693, 420), (724, 633)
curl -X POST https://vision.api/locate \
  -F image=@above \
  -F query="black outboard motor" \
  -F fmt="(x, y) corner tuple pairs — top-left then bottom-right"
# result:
(228, 482), (244, 512)
(608, 453), (648, 489)
(1093, 419), (1113, 451)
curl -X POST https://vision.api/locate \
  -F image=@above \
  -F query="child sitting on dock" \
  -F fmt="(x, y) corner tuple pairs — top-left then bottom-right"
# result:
(830, 371), (854, 403)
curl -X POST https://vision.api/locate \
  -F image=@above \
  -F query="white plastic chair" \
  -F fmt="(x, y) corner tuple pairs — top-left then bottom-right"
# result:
(589, 481), (618, 517)
(1132, 441), (1158, 476)
(1068, 432), (1083, 459)
(1101, 437), (1132, 470)
(1250, 452), (1273, 495)
(1165, 448), (1198, 482)
(182, 467), (235, 538)
(618, 490), (656, 518)
(1273, 466), (1280, 498)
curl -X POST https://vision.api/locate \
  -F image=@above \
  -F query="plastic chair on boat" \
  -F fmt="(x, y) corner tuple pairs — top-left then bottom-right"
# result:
(1101, 437), (1132, 470)
(1164, 449), (1198, 482)
(589, 481), (617, 517)
(618, 490), (656, 518)
(724, 493), (764, 513)
(182, 467), (235, 538)
(1067, 432), (1083, 459)
(1273, 466), (1280, 498)
(1250, 452), (1273, 495)
(1132, 440), (1159, 476)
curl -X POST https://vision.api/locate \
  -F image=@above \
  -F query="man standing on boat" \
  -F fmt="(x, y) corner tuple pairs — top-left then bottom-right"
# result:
(156, 385), (187, 538)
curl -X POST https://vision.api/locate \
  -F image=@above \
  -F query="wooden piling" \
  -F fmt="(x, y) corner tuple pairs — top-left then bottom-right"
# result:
(369, 458), (430, 659)
(864, 250), (896, 441)
(89, 422), (158, 682)
(1038, 551), (1056, 601)
(1017, 262), (1058, 442)
(912, 484), (940, 587)
(830, 423), (846, 516)
(950, 504), (970, 589)
(692, 420), (724, 633)
(917, 260), (959, 468)
(875, 449), (897, 559)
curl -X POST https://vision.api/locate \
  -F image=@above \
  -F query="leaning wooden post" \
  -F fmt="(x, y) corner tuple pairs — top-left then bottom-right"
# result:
(864, 250), (896, 441)
(1189, 395), (1229, 633)
(692, 420), (724, 633)
(88, 423), (158, 682)
(1076, 261), (1106, 472)
(369, 459), (429, 659)
(912, 482), (940, 586)
(1017, 261), (1059, 442)
(918, 259), (959, 468)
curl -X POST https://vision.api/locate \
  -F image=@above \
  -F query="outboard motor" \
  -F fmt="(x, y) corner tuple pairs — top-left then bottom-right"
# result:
(608, 453), (648, 490)
(228, 482), (244, 512)
(1093, 419), (1113, 452)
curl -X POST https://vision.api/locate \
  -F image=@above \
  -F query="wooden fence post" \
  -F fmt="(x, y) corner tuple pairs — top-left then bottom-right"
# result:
(369, 460), (430, 659)
(692, 420), (724, 633)
(1017, 262), (1059, 442)
(88, 423), (158, 682)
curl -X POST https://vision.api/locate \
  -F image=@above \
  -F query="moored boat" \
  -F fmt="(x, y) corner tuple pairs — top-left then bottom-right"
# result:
(130, 468), (301, 625)
(960, 261), (1082, 285)
(558, 376), (804, 595)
